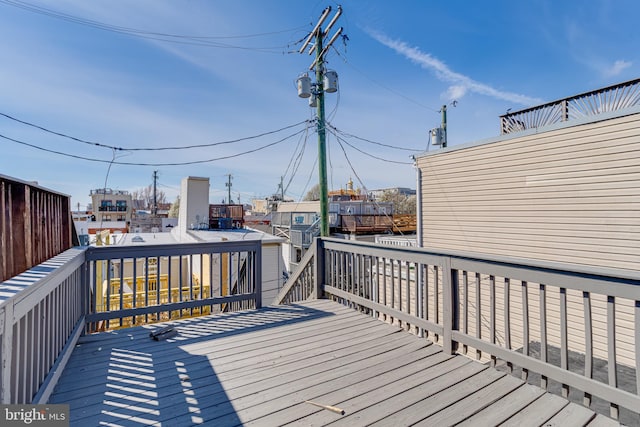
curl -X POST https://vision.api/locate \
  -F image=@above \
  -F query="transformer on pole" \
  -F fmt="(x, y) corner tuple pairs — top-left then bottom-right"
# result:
(296, 5), (343, 237)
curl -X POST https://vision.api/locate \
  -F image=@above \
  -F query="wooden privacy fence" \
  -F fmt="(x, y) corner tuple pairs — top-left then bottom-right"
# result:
(0, 175), (72, 283)
(0, 240), (262, 404)
(276, 237), (640, 421)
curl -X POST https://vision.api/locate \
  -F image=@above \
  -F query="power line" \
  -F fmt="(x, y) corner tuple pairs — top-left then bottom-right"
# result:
(0, 0), (306, 53)
(0, 112), (310, 151)
(0, 126), (311, 166)
(326, 127), (414, 165)
(326, 122), (423, 152)
(282, 125), (311, 195)
(333, 135), (409, 236)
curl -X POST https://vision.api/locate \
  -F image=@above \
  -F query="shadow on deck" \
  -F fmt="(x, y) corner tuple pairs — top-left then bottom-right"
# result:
(49, 300), (620, 426)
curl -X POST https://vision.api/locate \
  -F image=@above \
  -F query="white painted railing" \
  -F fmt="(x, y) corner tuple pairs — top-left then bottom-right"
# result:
(0, 248), (87, 404)
(0, 240), (262, 404)
(277, 237), (640, 422)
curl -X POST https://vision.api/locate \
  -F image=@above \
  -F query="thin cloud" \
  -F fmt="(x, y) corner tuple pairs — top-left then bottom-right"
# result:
(367, 29), (542, 106)
(604, 59), (631, 77)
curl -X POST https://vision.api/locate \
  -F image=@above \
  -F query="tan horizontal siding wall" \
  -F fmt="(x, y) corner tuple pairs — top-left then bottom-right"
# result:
(418, 112), (640, 271)
(417, 112), (640, 368)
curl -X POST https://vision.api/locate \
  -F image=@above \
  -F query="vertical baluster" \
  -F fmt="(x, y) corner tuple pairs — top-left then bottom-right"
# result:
(490, 275), (496, 367)
(189, 254), (194, 316)
(462, 271), (468, 355)
(354, 253), (359, 308)
(390, 259), (395, 324)
(607, 295), (619, 420)
(382, 257), (388, 321)
(540, 284), (548, 390)
(106, 259), (112, 314)
(15, 317), (23, 402)
(33, 302), (41, 397)
(159, 256), (164, 311)
(118, 258), (124, 327)
(373, 255), (379, 320)
(26, 310), (33, 402)
(560, 287), (569, 398)
(397, 259), (402, 324)
(635, 300), (640, 408)
(521, 281), (529, 381)
(423, 264), (429, 339)
(504, 278), (512, 373)
(405, 261), (410, 330)
(583, 291), (593, 407)
(131, 258), (137, 325)
(413, 261), (419, 334)
(434, 266), (439, 343)
(475, 272), (481, 360)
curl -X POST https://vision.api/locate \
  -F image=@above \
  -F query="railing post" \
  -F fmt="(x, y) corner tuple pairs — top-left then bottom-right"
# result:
(442, 256), (458, 354)
(313, 237), (325, 299)
(1, 301), (14, 403)
(255, 243), (262, 309)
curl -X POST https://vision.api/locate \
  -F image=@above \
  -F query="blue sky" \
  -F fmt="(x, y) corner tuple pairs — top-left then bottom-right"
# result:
(1, 0), (637, 209)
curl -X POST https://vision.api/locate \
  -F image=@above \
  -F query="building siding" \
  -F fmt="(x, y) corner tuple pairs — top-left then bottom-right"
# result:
(417, 111), (640, 368)
(418, 111), (640, 273)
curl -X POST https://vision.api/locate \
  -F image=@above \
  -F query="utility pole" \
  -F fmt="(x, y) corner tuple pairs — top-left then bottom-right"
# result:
(279, 176), (284, 201)
(152, 170), (158, 216)
(297, 5), (343, 237)
(441, 104), (447, 148)
(225, 174), (233, 204)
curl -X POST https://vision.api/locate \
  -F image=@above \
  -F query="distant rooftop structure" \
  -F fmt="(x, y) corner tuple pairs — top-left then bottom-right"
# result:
(89, 188), (130, 196)
(500, 77), (640, 134)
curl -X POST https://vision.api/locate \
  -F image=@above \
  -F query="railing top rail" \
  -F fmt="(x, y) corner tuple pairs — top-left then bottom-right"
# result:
(320, 237), (640, 284)
(84, 239), (262, 261)
(0, 247), (87, 307)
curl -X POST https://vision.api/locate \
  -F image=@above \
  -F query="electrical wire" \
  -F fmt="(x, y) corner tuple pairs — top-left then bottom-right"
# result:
(326, 127), (414, 165)
(333, 135), (411, 236)
(281, 125), (309, 187)
(0, 125), (311, 166)
(297, 154), (318, 202)
(326, 122), (423, 152)
(0, 0), (306, 53)
(0, 112), (310, 152)
(283, 126), (311, 196)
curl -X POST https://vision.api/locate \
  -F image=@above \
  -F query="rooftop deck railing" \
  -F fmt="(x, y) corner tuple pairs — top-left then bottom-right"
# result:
(2, 236), (639, 422)
(500, 78), (640, 134)
(276, 237), (640, 423)
(0, 240), (262, 405)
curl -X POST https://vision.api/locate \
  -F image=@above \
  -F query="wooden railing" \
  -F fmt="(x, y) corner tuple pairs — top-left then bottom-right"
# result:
(0, 240), (262, 404)
(274, 239), (318, 304)
(0, 248), (87, 404)
(84, 241), (262, 331)
(277, 237), (640, 422)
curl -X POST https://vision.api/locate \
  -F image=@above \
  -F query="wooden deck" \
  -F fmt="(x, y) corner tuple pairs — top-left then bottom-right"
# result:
(48, 299), (619, 426)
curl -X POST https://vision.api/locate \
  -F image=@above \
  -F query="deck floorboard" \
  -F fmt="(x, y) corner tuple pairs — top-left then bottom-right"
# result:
(48, 299), (617, 426)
